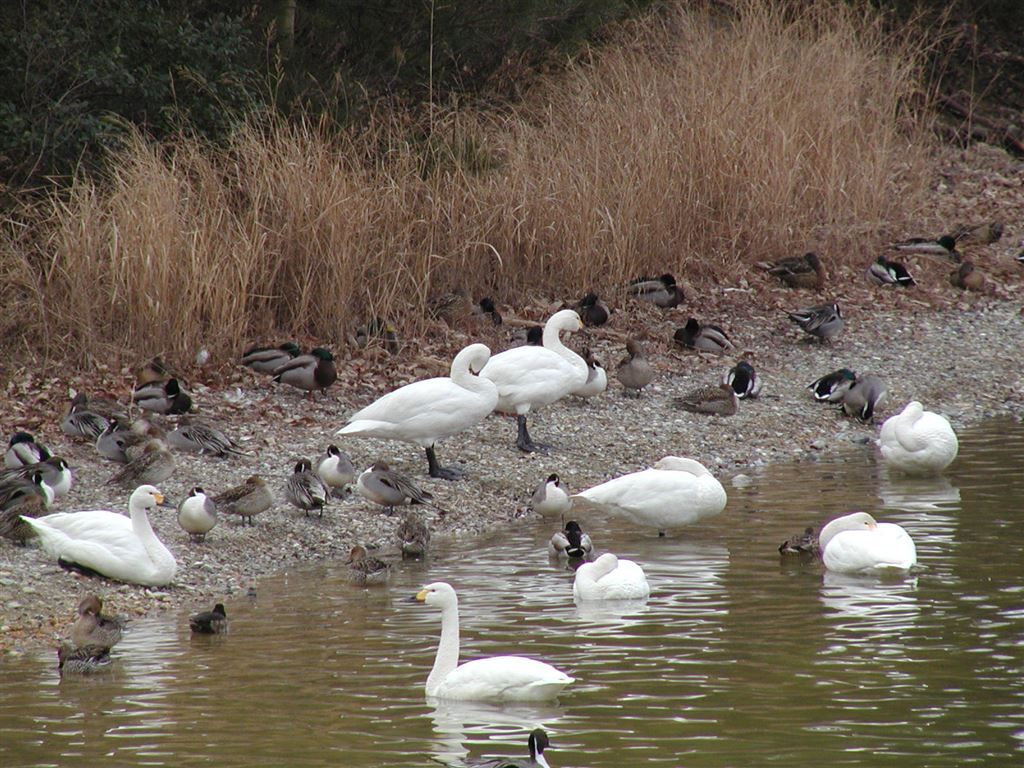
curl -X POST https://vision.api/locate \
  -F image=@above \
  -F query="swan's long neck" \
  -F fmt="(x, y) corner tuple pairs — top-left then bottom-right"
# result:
(543, 325), (587, 382)
(130, 504), (174, 573)
(450, 352), (496, 399)
(427, 602), (461, 695)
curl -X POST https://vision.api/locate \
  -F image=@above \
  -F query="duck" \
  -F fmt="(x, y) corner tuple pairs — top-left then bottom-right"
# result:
(66, 392), (128, 424)
(467, 729), (552, 768)
(61, 407), (113, 441)
(629, 273), (685, 308)
(763, 252), (826, 289)
(949, 260), (988, 292)
(530, 473), (571, 517)
(673, 318), (734, 354)
(953, 221), (1003, 245)
(345, 544), (391, 585)
(189, 603), (229, 634)
(0, 485), (47, 544)
(356, 318), (400, 354)
(576, 292), (610, 327)
(396, 511), (430, 558)
(241, 342), (302, 374)
(317, 445), (356, 497)
(0, 468), (54, 511)
(573, 456), (727, 536)
(167, 417), (247, 457)
(819, 511), (917, 574)
(786, 302), (843, 342)
(778, 526), (821, 557)
(549, 520), (593, 559)
(480, 309), (587, 453)
(273, 347), (337, 396)
(71, 595), (125, 650)
(4, 432), (52, 468)
(20, 485), (177, 586)
(475, 297), (503, 326)
(213, 476), (273, 526)
(106, 439), (174, 486)
(807, 368), (857, 401)
(337, 343), (498, 480)
(95, 423), (132, 462)
(674, 382), (739, 416)
(58, 643), (113, 675)
(891, 234), (960, 261)
(878, 401), (959, 475)
(573, 552), (650, 601)
(840, 374), (886, 423)
(355, 462), (439, 514)
(132, 378), (193, 415)
(867, 255), (915, 286)
(723, 360), (762, 399)
(177, 486), (218, 542)
(616, 339), (654, 397)
(1, 456), (72, 499)
(571, 348), (607, 399)
(285, 459), (329, 517)
(412, 581), (574, 701)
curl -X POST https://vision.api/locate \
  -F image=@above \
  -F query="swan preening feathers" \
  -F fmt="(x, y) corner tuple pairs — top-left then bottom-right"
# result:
(819, 511), (917, 574)
(573, 553), (650, 601)
(879, 401), (959, 475)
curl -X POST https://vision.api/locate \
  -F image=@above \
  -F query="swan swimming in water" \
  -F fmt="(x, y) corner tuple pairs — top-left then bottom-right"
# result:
(878, 401), (959, 475)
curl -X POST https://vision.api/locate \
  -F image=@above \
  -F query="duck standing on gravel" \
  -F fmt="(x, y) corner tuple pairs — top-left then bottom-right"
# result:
(213, 476), (273, 526)
(285, 459), (329, 517)
(355, 462), (439, 514)
(530, 473), (571, 517)
(177, 486), (218, 542)
(616, 339), (654, 397)
(317, 445), (356, 497)
(273, 347), (337, 397)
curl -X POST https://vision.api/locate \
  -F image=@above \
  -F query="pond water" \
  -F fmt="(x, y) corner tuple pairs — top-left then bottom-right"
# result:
(2, 419), (1023, 767)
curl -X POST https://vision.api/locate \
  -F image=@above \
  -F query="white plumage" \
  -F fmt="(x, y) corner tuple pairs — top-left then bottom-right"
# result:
(414, 581), (574, 701)
(878, 401), (959, 475)
(573, 553), (650, 601)
(819, 511), (917, 574)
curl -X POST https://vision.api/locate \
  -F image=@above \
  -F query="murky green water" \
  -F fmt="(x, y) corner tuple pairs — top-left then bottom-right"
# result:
(2, 420), (1023, 767)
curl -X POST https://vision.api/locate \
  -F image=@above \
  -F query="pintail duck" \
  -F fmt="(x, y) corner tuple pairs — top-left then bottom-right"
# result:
(723, 361), (762, 399)
(616, 339), (654, 397)
(571, 348), (607, 399)
(190, 603), (229, 634)
(549, 520), (593, 559)
(95, 422), (131, 463)
(807, 368), (857, 401)
(396, 510), (430, 558)
(674, 318), (734, 354)
(763, 252), (826, 289)
(786, 302), (843, 342)
(177, 486), (218, 542)
(213, 476), (273, 526)
(867, 255), (915, 286)
(577, 292), (610, 327)
(1, 456), (72, 498)
(778, 526), (821, 557)
(949, 261), (989, 292)
(61, 392), (125, 440)
(58, 643), (113, 675)
(356, 462), (440, 514)
(345, 544), (391, 585)
(241, 342), (302, 374)
(953, 221), (1003, 245)
(629, 273), (685, 308)
(285, 459), (329, 517)
(4, 432), (52, 468)
(317, 444), (356, 497)
(674, 382), (739, 416)
(71, 595), (125, 650)
(107, 439), (174, 486)
(167, 417), (247, 457)
(891, 234), (960, 262)
(530, 473), (571, 517)
(273, 347), (337, 396)
(132, 378), (193, 415)
(840, 374), (886, 423)
(466, 729), (552, 768)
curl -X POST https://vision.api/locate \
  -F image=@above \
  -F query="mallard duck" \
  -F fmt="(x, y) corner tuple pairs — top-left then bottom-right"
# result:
(778, 526), (821, 557)
(355, 462), (438, 514)
(763, 252), (826, 289)
(475, 297), (503, 326)
(21, 485), (177, 586)
(576, 292), (610, 327)
(317, 445), (356, 497)
(616, 339), (654, 397)
(530, 473), (571, 517)
(674, 382), (739, 416)
(413, 582), (574, 701)
(573, 552), (650, 601)
(571, 348), (607, 399)
(135, 357), (180, 386)
(190, 603), (229, 634)
(132, 378), (192, 415)
(4, 432), (52, 468)
(337, 343), (498, 480)
(807, 368), (857, 401)
(840, 374), (886, 423)
(819, 511), (916, 573)
(241, 342), (302, 374)
(1, 456), (72, 498)
(106, 439), (174, 486)
(285, 459), (329, 517)
(949, 260), (988, 291)
(953, 221), (1003, 245)
(867, 255), (915, 286)
(480, 310), (588, 453)
(71, 595), (125, 650)
(345, 543), (391, 585)
(549, 520), (593, 559)
(213, 476), (273, 526)
(673, 318), (734, 354)
(467, 729), (552, 768)
(177, 486), (218, 542)
(629, 273), (685, 308)
(878, 401), (959, 475)
(573, 456), (727, 536)
(723, 360), (762, 399)
(891, 234), (960, 262)
(167, 417), (247, 457)
(273, 347), (337, 396)
(786, 302), (843, 342)
(356, 318), (399, 354)
(396, 511), (430, 558)
(58, 642), (113, 675)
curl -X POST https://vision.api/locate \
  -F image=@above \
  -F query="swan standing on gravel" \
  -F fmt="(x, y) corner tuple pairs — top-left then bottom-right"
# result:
(819, 511), (917, 574)
(878, 401), (959, 475)
(337, 343), (498, 479)
(480, 310), (587, 452)
(21, 485), (176, 586)
(412, 582), (574, 701)
(573, 553), (650, 601)
(573, 456), (726, 536)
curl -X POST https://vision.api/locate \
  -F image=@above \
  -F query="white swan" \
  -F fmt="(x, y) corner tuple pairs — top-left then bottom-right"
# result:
(337, 343), (498, 479)
(21, 485), (177, 586)
(573, 553), (650, 601)
(878, 401), (959, 475)
(413, 582), (574, 701)
(819, 511), (917, 574)
(480, 310), (587, 452)
(573, 456), (727, 535)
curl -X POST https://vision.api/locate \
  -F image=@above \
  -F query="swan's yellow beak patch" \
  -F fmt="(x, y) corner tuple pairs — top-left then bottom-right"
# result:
(154, 492), (164, 504)
(415, 588), (429, 602)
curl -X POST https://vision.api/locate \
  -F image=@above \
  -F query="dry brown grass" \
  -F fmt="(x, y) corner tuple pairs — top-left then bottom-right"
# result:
(0, 0), (935, 368)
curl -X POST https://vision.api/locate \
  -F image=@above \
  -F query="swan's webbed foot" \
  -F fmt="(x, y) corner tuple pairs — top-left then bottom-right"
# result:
(426, 446), (464, 481)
